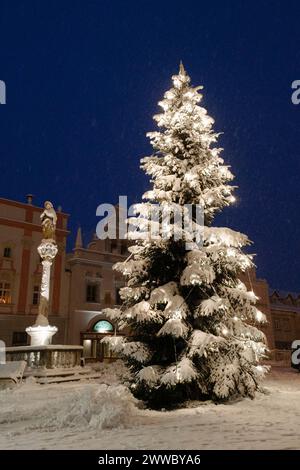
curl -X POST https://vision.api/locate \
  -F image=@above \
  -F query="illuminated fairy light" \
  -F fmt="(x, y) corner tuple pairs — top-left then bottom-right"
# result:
(94, 64), (267, 404)
(227, 248), (236, 257)
(255, 310), (264, 322)
(172, 309), (182, 320)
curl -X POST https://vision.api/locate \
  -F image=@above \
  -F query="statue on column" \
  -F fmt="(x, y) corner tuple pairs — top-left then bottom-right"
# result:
(26, 200), (58, 345)
(40, 201), (57, 240)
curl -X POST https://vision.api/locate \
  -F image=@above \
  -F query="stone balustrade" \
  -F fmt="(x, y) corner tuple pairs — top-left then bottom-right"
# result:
(5, 345), (83, 369)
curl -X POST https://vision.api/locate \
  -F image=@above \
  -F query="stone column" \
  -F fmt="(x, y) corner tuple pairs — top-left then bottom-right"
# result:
(34, 241), (58, 327)
(26, 200), (60, 346)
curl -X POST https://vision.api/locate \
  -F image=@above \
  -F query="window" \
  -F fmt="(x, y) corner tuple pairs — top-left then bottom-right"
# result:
(282, 319), (291, 332)
(92, 320), (114, 333)
(86, 284), (98, 303)
(12, 332), (28, 346)
(275, 341), (291, 350)
(102, 340), (118, 359)
(275, 318), (291, 332)
(111, 241), (118, 253)
(0, 281), (11, 304)
(32, 285), (39, 305)
(274, 319), (280, 330)
(120, 244), (127, 255)
(3, 247), (11, 258)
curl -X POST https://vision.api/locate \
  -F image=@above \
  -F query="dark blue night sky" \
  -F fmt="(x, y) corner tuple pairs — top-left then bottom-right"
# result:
(1, 0), (300, 291)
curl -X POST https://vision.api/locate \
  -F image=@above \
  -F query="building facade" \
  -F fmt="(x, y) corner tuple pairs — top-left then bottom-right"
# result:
(269, 289), (300, 361)
(0, 196), (69, 346)
(242, 269), (300, 362)
(0, 196), (129, 361)
(0, 195), (299, 363)
(66, 227), (129, 361)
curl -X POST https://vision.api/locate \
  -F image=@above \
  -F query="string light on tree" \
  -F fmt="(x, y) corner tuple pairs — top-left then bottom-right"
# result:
(102, 63), (268, 408)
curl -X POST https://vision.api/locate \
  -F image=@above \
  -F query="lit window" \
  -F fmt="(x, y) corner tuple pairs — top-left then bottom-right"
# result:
(32, 285), (39, 305)
(0, 281), (11, 304)
(3, 247), (11, 258)
(93, 320), (114, 333)
(86, 284), (98, 302)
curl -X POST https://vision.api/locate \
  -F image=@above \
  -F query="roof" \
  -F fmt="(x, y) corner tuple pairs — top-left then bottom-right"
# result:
(269, 289), (300, 300)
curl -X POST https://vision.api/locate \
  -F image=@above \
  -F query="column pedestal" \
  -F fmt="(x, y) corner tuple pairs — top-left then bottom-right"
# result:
(26, 325), (58, 347)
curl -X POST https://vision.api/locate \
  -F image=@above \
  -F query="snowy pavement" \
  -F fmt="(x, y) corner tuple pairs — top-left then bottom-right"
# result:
(0, 364), (300, 450)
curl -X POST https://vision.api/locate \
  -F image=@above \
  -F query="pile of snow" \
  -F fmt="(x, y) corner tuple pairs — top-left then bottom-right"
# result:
(24, 375), (38, 385)
(40, 384), (138, 430)
(0, 381), (139, 432)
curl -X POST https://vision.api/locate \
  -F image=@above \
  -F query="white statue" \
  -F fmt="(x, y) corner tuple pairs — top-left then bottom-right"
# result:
(40, 201), (57, 240)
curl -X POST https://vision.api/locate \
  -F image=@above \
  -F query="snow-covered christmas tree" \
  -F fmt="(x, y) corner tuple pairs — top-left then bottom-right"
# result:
(103, 63), (268, 408)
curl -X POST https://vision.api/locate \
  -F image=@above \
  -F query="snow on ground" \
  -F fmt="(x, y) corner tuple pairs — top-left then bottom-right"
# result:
(0, 362), (300, 450)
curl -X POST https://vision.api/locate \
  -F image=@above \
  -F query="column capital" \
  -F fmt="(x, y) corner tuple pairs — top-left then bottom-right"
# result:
(37, 241), (58, 261)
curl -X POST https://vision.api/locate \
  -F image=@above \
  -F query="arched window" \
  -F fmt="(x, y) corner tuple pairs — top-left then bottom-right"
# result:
(92, 320), (114, 333)
(0, 281), (11, 304)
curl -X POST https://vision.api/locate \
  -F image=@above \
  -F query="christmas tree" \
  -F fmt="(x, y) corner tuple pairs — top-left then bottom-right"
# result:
(103, 63), (268, 408)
